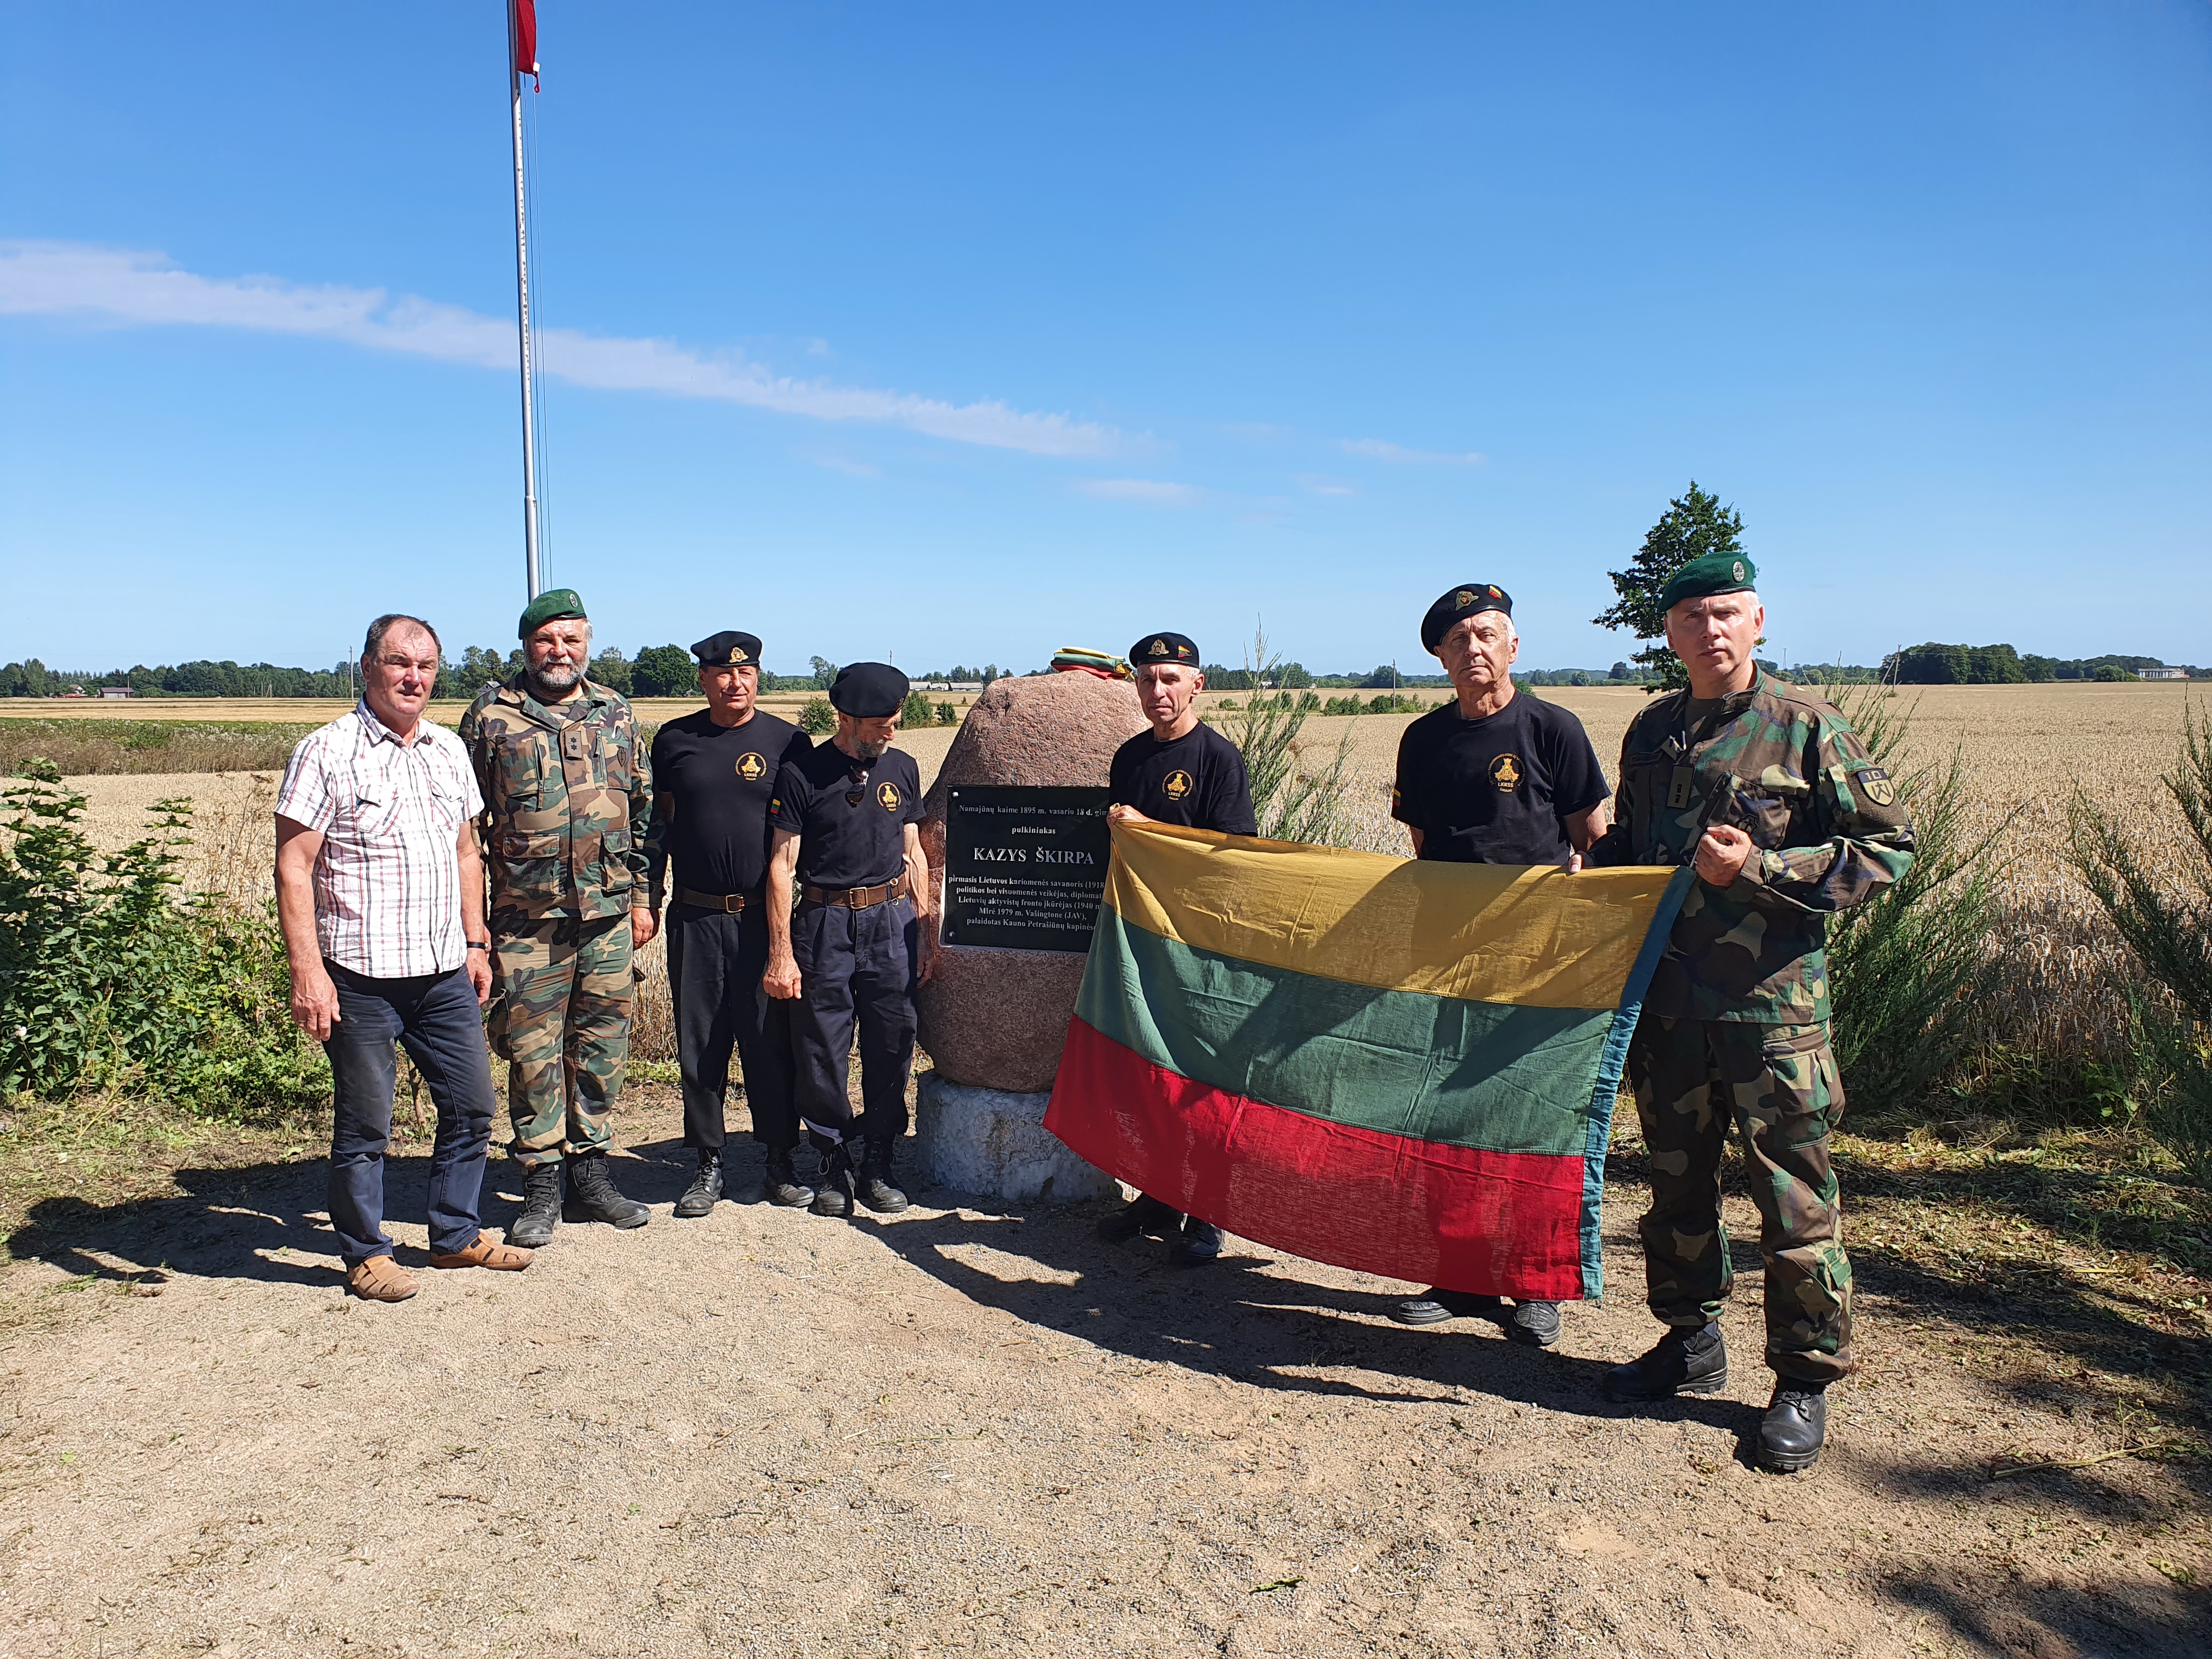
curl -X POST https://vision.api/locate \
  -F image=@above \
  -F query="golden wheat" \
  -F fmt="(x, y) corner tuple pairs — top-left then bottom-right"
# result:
(39, 681), (2199, 1075)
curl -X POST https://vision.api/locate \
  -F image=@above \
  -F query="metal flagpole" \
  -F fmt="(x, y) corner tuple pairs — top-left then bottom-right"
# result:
(507, 0), (543, 601)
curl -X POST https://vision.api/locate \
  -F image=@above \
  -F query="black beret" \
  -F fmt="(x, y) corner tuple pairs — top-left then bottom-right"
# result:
(1420, 583), (1513, 653)
(1128, 631), (1201, 668)
(828, 661), (909, 718)
(690, 630), (763, 668)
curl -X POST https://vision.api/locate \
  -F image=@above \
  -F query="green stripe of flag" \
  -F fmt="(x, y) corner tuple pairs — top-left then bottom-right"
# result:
(1075, 907), (1621, 1158)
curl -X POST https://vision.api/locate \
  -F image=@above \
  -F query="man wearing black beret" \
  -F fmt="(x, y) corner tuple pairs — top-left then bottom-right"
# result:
(639, 630), (816, 1215)
(1387, 583), (1612, 1348)
(763, 663), (935, 1216)
(1096, 630), (1258, 1266)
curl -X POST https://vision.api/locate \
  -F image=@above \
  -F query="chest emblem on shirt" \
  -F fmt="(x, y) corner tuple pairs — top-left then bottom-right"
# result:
(1857, 767), (1895, 808)
(1490, 754), (1523, 792)
(1163, 770), (1193, 802)
(877, 781), (902, 811)
(736, 752), (767, 781)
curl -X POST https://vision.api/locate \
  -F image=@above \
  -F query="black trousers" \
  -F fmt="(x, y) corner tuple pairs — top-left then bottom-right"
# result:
(665, 901), (799, 1153)
(789, 895), (917, 1151)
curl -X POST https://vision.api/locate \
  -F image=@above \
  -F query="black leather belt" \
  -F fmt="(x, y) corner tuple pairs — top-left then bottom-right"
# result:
(800, 873), (908, 910)
(676, 887), (752, 913)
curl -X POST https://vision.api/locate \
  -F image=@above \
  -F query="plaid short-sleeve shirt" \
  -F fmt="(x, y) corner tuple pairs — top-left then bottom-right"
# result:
(275, 702), (484, 979)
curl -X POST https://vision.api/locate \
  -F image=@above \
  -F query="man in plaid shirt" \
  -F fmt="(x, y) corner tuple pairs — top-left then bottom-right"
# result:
(275, 614), (535, 1302)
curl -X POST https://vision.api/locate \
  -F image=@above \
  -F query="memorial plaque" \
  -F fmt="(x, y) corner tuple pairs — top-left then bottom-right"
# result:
(940, 785), (1112, 952)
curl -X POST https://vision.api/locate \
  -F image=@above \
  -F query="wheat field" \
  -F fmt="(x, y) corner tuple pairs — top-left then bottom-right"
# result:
(32, 680), (2203, 1084)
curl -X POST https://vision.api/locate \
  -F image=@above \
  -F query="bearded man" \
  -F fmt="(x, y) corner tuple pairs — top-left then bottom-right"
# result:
(459, 588), (654, 1248)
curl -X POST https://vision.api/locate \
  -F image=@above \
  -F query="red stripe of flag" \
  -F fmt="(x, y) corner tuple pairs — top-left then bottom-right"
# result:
(511, 0), (538, 77)
(1045, 1017), (1591, 1301)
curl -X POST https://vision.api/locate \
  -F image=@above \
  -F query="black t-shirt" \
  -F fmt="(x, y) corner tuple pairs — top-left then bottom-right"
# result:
(646, 708), (810, 900)
(769, 742), (924, 889)
(1109, 721), (1259, 836)
(1392, 692), (1610, 865)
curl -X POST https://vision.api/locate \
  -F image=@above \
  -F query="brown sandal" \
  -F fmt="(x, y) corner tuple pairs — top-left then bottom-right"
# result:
(428, 1234), (535, 1272)
(346, 1255), (419, 1301)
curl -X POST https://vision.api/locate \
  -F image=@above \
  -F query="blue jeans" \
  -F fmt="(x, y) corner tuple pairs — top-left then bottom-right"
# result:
(323, 961), (496, 1263)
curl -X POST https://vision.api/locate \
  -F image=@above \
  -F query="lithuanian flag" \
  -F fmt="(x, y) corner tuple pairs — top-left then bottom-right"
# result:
(1044, 823), (1692, 1300)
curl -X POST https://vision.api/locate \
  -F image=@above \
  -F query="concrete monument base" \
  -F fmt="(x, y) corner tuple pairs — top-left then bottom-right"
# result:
(913, 1069), (1118, 1205)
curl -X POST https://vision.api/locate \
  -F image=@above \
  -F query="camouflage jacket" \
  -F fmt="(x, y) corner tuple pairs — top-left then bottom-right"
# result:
(458, 674), (652, 931)
(1588, 671), (1915, 1023)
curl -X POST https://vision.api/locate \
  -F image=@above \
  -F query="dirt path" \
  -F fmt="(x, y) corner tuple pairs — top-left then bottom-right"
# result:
(2, 1087), (2204, 1658)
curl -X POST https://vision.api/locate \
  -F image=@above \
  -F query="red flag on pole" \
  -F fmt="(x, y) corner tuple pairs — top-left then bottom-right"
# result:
(510, 0), (539, 80)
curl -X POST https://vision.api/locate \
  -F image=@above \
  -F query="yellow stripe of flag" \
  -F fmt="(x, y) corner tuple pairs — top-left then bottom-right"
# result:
(1103, 822), (1680, 1011)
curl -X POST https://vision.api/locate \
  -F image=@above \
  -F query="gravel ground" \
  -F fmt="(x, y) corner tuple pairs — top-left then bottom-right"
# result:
(2, 1086), (2204, 1657)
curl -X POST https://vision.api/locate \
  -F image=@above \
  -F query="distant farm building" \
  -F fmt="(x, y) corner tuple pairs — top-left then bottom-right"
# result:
(2143, 668), (2191, 680)
(99, 685), (136, 699)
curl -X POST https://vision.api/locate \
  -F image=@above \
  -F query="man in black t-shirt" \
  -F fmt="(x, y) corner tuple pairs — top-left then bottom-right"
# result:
(1098, 630), (1257, 1266)
(1386, 583), (1612, 1348)
(640, 630), (815, 1215)
(764, 663), (934, 1218)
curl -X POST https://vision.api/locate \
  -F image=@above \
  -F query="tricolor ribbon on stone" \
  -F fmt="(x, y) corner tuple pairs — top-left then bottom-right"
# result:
(1044, 823), (1693, 1300)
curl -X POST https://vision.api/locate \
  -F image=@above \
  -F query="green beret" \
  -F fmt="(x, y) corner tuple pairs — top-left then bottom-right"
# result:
(518, 588), (588, 638)
(1660, 553), (1757, 612)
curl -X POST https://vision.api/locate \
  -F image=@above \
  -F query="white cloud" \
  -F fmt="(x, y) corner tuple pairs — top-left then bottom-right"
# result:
(0, 241), (1121, 459)
(1340, 437), (1486, 467)
(1072, 477), (1203, 506)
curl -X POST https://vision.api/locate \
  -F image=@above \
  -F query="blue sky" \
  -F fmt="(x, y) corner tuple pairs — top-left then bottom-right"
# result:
(3, 3), (2208, 678)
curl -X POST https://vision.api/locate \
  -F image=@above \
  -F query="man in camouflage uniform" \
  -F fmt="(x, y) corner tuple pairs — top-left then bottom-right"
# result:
(460, 588), (654, 1246)
(1588, 552), (1914, 1472)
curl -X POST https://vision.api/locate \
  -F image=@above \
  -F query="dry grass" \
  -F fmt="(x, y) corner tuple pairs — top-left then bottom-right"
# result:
(1295, 682), (2204, 1091)
(41, 683), (2200, 1107)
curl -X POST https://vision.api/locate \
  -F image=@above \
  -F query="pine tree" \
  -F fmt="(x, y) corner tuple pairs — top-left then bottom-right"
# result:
(1593, 482), (1744, 693)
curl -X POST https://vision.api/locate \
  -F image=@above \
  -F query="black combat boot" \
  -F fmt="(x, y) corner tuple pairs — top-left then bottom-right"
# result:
(563, 1147), (650, 1229)
(1169, 1218), (1223, 1266)
(507, 1160), (563, 1249)
(1758, 1380), (1829, 1473)
(763, 1147), (814, 1208)
(1602, 1322), (1729, 1402)
(673, 1149), (723, 1219)
(1506, 1300), (1563, 1349)
(1391, 1288), (1506, 1326)
(1097, 1193), (1181, 1243)
(810, 1145), (855, 1218)
(857, 1140), (910, 1214)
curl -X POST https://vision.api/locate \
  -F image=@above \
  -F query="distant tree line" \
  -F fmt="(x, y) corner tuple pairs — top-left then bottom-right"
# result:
(1878, 644), (2200, 684)
(0, 646), (799, 701)
(6, 639), (2193, 703)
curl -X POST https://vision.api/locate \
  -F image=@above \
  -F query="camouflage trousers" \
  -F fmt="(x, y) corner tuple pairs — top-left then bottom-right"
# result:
(1627, 1016), (1854, 1384)
(487, 915), (632, 1166)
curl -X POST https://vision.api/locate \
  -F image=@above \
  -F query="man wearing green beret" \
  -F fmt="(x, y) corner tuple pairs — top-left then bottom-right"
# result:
(460, 589), (655, 1247)
(1586, 552), (1915, 1472)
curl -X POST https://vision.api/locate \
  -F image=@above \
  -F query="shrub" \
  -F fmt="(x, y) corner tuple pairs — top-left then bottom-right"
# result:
(900, 689), (936, 729)
(0, 760), (328, 1113)
(2072, 706), (2212, 1178)
(935, 701), (958, 726)
(798, 696), (836, 736)
(1823, 678), (2017, 1116)
(1224, 629), (1361, 845)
